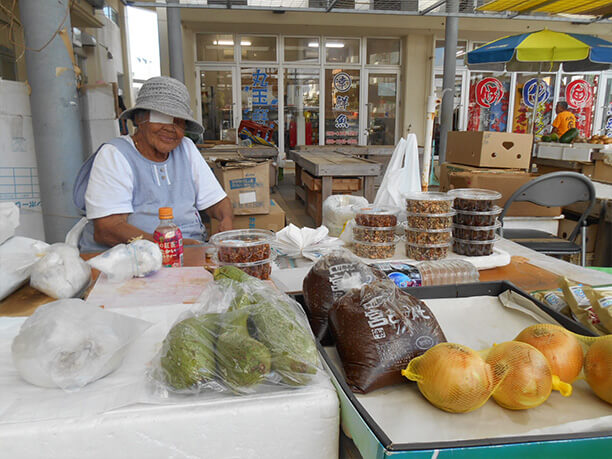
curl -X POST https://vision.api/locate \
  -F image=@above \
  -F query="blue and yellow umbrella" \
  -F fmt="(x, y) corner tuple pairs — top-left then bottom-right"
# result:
(467, 29), (612, 72)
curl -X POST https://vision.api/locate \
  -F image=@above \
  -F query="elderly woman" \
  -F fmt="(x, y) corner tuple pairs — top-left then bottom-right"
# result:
(75, 76), (233, 252)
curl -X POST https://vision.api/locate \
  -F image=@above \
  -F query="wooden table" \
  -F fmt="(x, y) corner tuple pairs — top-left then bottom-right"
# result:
(0, 247), (562, 318)
(287, 149), (382, 205)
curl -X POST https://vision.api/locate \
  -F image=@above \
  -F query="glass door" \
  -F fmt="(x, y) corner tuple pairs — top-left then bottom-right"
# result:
(324, 68), (360, 146)
(284, 68), (320, 148)
(364, 71), (398, 145)
(599, 75), (612, 137)
(199, 67), (237, 141)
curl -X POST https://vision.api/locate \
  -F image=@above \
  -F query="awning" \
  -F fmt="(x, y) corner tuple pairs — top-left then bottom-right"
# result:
(478, 0), (612, 16)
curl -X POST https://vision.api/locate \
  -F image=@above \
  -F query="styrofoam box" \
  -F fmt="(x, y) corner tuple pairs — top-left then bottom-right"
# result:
(0, 80), (31, 117)
(83, 118), (120, 155)
(535, 143), (594, 162)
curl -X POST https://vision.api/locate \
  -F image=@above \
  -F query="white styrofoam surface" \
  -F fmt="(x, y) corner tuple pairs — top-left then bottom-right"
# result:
(328, 294), (612, 445)
(0, 303), (339, 459)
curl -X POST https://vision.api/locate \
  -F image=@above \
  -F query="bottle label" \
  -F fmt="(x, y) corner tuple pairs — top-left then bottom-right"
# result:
(370, 262), (422, 288)
(154, 228), (184, 267)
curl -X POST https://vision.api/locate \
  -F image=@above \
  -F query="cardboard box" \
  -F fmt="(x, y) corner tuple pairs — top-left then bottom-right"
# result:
(210, 199), (285, 234)
(446, 131), (533, 169)
(300, 170), (362, 192)
(592, 159), (612, 184)
(212, 159), (270, 215)
(439, 163), (561, 217)
(557, 217), (597, 253)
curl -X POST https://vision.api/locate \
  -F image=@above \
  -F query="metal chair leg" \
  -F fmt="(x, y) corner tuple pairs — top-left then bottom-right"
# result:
(581, 223), (587, 267)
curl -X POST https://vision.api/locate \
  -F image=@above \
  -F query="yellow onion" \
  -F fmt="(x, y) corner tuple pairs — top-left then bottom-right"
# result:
(514, 324), (584, 383)
(485, 341), (572, 410)
(402, 343), (494, 413)
(584, 335), (612, 405)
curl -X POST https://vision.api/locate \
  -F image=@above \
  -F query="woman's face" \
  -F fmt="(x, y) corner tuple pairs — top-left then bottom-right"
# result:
(139, 112), (186, 153)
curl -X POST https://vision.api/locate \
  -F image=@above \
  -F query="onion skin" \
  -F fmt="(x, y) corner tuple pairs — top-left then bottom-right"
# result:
(402, 343), (494, 414)
(584, 335), (612, 405)
(514, 324), (584, 383)
(486, 341), (556, 410)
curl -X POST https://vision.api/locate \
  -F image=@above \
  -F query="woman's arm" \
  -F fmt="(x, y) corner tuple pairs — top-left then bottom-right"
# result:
(204, 197), (233, 233)
(93, 213), (155, 246)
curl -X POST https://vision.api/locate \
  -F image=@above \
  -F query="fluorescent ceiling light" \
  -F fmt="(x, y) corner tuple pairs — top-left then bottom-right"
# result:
(456, 50), (466, 57)
(308, 42), (319, 48)
(326, 42), (345, 48)
(212, 40), (252, 46)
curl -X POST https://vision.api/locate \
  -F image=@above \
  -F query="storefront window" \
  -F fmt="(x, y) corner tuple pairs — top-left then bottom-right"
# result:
(196, 34), (234, 62)
(512, 74), (555, 137)
(325, 38), (360, 64)
(284, 37), (319, 63)
(558, 74), (598, 138)
(325, 69), (360, 145)
(434, 40), (467, 68)
(284, 69), (320, 148)
(367, 73), (397, 145)
(241, 36), (277, 62)
(200, 69), (234, 141)
(467, 73), (511, 132)
(367, 38), (400, 66)
(241, 68), (279, 144)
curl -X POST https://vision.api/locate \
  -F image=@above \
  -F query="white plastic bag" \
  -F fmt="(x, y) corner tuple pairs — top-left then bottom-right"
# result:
(29, 217), (91, 299)
(374, 135), (421, 211)
(11, 299), (151, 391)
(322, 195), (369, 237)
(272, 224), (344, 261)
(30, 244), (91, 298)
(0, 202), (19, 244)
(0, 237), (50, 300)
(87, 239), (162, 283)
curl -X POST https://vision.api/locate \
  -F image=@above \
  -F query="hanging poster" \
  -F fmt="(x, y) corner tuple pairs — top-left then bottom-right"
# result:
(566, 78), (595, 138)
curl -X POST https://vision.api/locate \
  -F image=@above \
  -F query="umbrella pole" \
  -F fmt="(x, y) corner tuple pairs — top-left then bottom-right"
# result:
(530, 62), (542, 135)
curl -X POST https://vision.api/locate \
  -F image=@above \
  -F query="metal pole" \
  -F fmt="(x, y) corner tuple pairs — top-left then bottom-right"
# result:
(19, 0), (85, 243)
(167, 0), (185, 82)
(438, 0), (459, 164)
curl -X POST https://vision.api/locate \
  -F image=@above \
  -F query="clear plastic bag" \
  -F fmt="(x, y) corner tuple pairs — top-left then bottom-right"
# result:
(30, 244), (91, 298)
(0, 237), (49, 301)
(149, 266), (324, 396)
(322, 195), (369, 237)
(11, 298), (151, 391)
(87, 239), (163, 283)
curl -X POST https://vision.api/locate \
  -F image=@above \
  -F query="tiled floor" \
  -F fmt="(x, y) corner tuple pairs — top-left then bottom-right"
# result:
(270, 169), (316, 229)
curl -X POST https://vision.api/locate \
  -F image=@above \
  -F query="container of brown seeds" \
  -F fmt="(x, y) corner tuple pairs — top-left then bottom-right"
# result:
(405, 241), (451, 261)
(352, 236), (399, 259)
(353, 205), (399, 228)
(402, 222), (452, 245)
(405, 191), (454, 214)
(353, 224), (397, 243)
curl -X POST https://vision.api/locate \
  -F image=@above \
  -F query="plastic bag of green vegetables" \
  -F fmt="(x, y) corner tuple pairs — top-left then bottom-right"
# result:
(149, 266), (324, 395)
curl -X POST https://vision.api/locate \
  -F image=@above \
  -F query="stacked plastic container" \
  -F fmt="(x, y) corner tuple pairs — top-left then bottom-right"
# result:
(404, 192), (455, 260)
(351, 205), (400, 259)
(448, 189), (502, 257)
(209, 229), (276, 279)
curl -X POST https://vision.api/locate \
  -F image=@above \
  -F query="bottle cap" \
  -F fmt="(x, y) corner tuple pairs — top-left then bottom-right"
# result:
(158, 207), (173, 219)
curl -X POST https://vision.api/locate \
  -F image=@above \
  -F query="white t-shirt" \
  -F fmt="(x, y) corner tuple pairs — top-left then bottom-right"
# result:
(84, 136), (226, 219)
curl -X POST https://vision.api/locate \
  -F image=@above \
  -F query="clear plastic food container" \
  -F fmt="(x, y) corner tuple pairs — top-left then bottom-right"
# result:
(448, 188), (502, 212)
(452, 221), (501, 241)
(452, 236), (500, 257)
(453, 206), (502, 227)
(352, 237), (399, 259)
(405, 210), (455, 230)
(353, 205), (399, 228)
(405, 191), (454, 214)
(209, 229), (275, 263)
(405, 241), (451, 261)
(416, 259), (480, 286)
(215, 253), (276, 280)
(402, 222), (453, 245)
(353, 224), (397, 243)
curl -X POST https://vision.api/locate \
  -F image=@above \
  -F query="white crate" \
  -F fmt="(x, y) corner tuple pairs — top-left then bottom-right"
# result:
(536, 143), (594, 162)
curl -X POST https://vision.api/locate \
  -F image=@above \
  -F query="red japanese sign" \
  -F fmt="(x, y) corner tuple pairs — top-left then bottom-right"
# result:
(476, 77), (505, 108)
(566, 79), (592, 109)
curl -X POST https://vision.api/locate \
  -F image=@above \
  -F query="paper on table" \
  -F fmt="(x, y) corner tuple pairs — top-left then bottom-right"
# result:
(85, 267), (213, 308)
(332, 294), (612, 445)
(273, 224), (344, 261)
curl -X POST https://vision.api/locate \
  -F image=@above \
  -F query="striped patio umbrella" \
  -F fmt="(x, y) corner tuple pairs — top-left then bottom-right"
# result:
(467, 29), (612, 72)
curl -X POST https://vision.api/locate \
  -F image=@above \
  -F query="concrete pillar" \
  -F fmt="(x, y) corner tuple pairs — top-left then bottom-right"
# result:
(438, 0), (459, 163)
(19, 0), (85, 243)
(167, 0), (185, 82)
